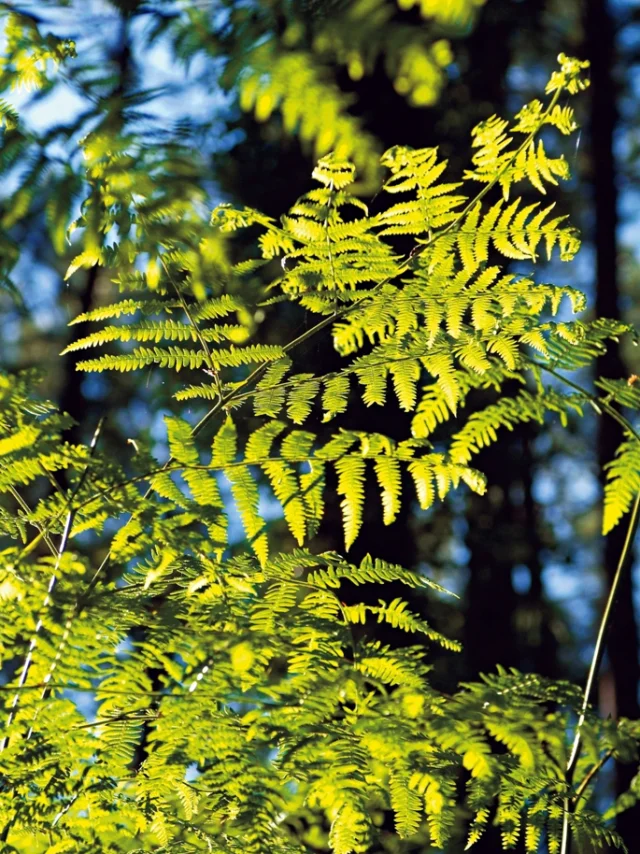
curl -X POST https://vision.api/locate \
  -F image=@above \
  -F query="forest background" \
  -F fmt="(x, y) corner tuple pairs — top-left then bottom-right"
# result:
(2, 0), (640, 850)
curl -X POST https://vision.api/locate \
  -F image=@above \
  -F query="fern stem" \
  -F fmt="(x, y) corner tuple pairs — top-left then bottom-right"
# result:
(537, 361), (640, 444)
(559, 492), (640, 854)
(214, 346), (428, 408)
(0, 417), (104, 752)
(63, 451), (383, 516)
(573, 749), (614, 805)
(8, 485), (58, 556)
(533, 359), (640, 851)
(324, 179), (338, 292)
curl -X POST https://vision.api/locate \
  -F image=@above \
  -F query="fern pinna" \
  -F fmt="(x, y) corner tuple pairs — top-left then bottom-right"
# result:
(1, 53), (640, 853)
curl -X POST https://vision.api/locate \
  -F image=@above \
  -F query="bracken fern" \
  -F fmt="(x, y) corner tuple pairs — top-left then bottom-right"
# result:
(2, 51), (640, 854)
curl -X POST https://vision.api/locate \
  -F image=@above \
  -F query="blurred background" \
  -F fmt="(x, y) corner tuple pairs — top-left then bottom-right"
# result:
(1, 0), (640, 848)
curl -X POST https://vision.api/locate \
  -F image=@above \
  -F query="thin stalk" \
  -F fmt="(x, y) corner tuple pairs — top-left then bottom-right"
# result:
(573, 749), (614, 805)
(530, 359), (640, 851)
(537, 361), (640, 444)
(559, 492), (640, 854)
(0, 417), (104, 752)
(8, 486), (58, 556)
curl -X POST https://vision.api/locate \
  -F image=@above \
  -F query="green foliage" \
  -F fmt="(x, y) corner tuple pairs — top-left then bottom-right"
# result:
(2, 47), (640, 854)
(163, 0), (486, 190)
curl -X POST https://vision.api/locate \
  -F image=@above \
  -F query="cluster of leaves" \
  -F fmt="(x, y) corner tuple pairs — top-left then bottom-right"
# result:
(0, 377), (638, 852)
(0, 0), (484, 308)
(2, 45), (640, 854)
(161, 0), (487, 190)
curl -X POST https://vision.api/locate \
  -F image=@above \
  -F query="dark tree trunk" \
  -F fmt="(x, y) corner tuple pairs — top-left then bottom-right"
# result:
(585, 0), (640, 840)
(59, 265), (99, 442)
(461, 0), (538, 679)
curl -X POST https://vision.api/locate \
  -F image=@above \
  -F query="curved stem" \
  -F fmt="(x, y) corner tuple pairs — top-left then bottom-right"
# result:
(527, 358), (640, 852)
(559, 493), (640, 854)
(537, 361), (640, 444)
(573, 749), (613, 805)
(0, 417), (104, 752)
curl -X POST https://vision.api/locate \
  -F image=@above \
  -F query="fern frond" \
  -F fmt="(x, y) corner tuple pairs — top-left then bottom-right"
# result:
(261, 460), (307, 545)
(389, 359), (420, 411)
(322, 374), (351, 421)
(335, 454), (366, 550)
(373, 456), (402, 525)
(75, 343), (284, 373)
(449, 389), (584, 465)
(374, 597), (462, 650)
(69, 298), (181, 325)
(389, 771), (423, 837)
(287, 377), (320, 424)
(603, 438), (640, 535)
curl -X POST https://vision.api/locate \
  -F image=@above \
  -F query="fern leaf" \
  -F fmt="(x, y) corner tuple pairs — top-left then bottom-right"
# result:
(69, 298), (180, 325)
(389, 359), (420, 411)
(287, 378), (320, 424)
(408, 459), (435, 509)
(390, 772), (422, 838)
(329, 802), (372, 854)
(165, 415), (198, 466)
(300, 461), (325, 538)
(603, 438), (640, 535)
(211, 416), (237, 466)
(373, 456), (402, 525)
(457, 202), (481, 271)
(229, 465), (268, 564)
(355, 363), (388, 407)
(261, 459), (307, 545)
(322, 374), (351, 421)
(246, 421), (287, 460)
(335, 454), (366, 550)
(493, 200), (530, 260)
(466, 807), (491, 849)
(423, 353), (460, 412)
(486, 335), (519, 370)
